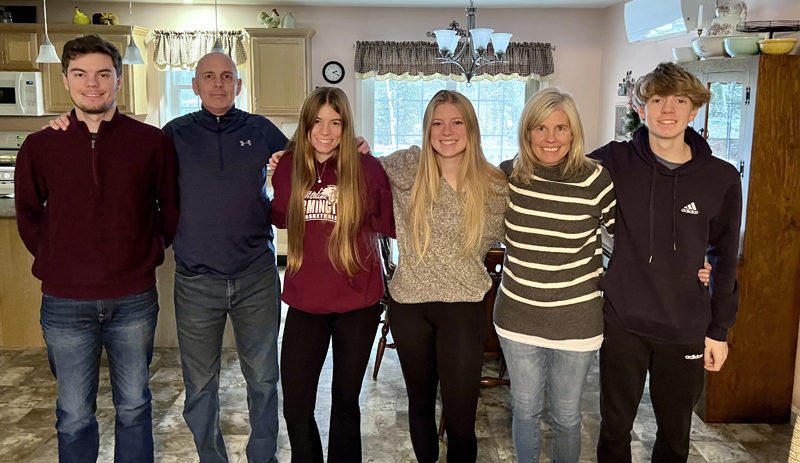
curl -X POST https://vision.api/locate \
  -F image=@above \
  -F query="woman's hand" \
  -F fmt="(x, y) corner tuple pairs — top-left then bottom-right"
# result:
(698, 261), (711, 287)
(269, 150), (286, 170)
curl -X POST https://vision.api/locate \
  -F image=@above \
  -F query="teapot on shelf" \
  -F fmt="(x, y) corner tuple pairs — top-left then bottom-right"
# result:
(702, 1), (748, 36)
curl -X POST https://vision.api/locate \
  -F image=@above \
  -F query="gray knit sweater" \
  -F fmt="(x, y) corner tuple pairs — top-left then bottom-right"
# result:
(493, 159), (615, 343)
(379, 147), (508, 304)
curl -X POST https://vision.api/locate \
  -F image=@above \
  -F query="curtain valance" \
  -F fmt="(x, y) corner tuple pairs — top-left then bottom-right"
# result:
(354, 40), (554, 82)
(153, 30), (247, 71)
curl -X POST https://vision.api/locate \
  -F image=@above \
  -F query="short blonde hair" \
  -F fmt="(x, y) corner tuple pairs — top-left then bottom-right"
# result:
(633, 62), (710, 110)
(512, 88), (595, 183)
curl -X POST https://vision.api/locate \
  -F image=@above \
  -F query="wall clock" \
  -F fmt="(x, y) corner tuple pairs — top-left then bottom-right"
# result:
(322, 60), (345, 84)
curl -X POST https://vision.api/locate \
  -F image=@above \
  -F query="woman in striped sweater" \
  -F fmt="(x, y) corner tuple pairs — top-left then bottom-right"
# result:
(493, 88), (616, 462)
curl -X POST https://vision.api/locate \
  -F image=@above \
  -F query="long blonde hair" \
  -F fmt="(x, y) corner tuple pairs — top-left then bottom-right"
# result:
(512, 88), (596, 183)
(408, 90), (506, 262)
(286, 87), (367, 277)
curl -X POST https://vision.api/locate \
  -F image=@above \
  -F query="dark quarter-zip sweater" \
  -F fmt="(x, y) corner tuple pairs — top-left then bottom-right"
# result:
(162, 106), (288, 278)
(589, 126), (742, 344)
(15, 109), (179, 300)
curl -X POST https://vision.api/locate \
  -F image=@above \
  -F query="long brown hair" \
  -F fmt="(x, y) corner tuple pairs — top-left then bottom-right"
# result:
(286, 87), (366, 277)
(408, 90), (506, 262)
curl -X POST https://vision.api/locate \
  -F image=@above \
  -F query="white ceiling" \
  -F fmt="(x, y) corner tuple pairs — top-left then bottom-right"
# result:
(102, 0), (624, 7)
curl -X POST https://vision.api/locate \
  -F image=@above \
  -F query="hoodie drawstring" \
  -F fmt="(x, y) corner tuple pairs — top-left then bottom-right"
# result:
(672, 176), (678, 252)
(648, 164), (656, 263)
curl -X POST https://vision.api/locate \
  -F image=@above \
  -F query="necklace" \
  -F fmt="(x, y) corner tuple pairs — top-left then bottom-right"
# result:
(315, 160), (328, 184)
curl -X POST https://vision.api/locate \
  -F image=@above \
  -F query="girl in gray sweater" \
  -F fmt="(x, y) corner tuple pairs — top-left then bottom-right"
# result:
(380, 90), (507, 462)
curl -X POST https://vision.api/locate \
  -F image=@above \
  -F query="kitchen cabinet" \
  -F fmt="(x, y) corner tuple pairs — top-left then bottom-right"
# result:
(680, 55), (800, 423)
(40, 25), (148, 115)
(245, 28), (315, 118)
(0, 217), (45, 347)
(0, 27), (39, 71)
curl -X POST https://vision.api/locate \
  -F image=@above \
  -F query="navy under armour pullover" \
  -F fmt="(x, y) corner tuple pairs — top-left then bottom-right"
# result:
(163, 106), (288, 277)
(589, 126), (741, 344)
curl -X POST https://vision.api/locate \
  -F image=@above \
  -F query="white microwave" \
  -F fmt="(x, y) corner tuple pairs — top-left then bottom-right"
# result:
(0, 71), (46, 116)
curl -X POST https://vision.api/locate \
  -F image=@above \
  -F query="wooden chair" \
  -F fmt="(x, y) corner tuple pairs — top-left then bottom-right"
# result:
(372, 234), (396, 380)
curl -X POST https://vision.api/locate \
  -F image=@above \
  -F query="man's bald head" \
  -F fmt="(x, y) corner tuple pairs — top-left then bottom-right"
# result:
(192, 52), (242, 116)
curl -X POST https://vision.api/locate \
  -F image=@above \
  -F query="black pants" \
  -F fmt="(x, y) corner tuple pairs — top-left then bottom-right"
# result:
(390, 298), (485, 463)
(280, 303), (381, 463)
(597, 321), (705, 463)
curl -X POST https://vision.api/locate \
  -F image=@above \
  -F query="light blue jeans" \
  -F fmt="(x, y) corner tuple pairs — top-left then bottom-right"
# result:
(40, 286), (159, 463)
(499, 337), (596, 463)
(174, 264), (281, 463)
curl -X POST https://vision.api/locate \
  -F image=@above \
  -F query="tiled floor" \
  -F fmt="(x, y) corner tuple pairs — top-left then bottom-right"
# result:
(0, 307), (793, 462)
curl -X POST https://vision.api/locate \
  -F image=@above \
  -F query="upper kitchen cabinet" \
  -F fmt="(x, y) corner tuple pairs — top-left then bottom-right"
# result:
(41, 25), (149, 115)
(245, 28), (314, 117)
(680, 56), (800, 423)
(0, 25), (39, 71)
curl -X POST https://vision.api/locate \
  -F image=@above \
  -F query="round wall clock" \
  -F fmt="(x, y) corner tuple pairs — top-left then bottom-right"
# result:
(322, 60), (345, 84)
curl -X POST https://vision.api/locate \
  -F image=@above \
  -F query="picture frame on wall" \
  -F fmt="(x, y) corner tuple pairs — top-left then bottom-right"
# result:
(614, 104), (628, 141)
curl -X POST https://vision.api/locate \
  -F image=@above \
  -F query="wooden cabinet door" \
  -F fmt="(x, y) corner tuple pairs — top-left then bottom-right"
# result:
(251, 37), (308, 116)
(0, 32), (39, 71)
(41, 34), (73, 114)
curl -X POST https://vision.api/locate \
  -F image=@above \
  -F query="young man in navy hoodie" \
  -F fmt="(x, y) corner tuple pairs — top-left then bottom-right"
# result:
(590, 62), (742, 462)
(15, 36), (179, 462)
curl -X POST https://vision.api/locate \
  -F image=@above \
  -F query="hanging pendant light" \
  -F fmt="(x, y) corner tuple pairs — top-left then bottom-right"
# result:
(210, 0), (225, 53)
(430, 0), (512, 83)
(122, 0), (144, 65)
(36, 0), (60, 63)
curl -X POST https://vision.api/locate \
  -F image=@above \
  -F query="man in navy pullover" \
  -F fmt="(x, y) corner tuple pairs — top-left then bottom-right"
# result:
(162, 52), (287, 463)
(591, 63), (742, 462)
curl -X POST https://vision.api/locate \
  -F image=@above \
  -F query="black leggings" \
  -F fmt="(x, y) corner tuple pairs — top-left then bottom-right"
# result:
(390, 298), (486, 463)
(280, 303), (381, 463)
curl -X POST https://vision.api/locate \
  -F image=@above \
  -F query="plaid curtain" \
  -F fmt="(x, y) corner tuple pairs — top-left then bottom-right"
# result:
(354, 40), (554, 82)
(153, 30), (247, 71)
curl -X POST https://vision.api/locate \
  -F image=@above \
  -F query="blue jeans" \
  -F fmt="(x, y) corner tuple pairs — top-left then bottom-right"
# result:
(175, 264), (281, 463)
(499, 337), (595, 463)
(40, 286), (159, 463)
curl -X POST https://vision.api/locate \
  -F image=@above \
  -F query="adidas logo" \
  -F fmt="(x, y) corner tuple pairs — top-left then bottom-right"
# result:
(680, 202), (699, 215)
(685, 354), (703, 360)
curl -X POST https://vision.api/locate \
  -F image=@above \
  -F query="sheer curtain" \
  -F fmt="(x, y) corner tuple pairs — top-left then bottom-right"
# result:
(152, 30), (247, 71)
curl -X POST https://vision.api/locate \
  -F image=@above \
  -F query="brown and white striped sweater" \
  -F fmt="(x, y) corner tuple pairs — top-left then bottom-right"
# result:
(493, 159), (615, 350)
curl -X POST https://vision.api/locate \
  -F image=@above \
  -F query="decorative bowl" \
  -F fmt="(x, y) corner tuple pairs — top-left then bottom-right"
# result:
(758, 38), (797, 55)
(724, 36), (760, 57)
(672, 46), (698, 62)
(691, 36), (729, 59)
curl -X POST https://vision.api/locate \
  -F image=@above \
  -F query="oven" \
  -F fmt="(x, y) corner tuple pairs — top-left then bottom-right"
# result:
(0, 131), (31, 197)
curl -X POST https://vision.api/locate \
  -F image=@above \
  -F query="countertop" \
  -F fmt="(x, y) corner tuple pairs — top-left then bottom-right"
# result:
(0, 198), (15, 218)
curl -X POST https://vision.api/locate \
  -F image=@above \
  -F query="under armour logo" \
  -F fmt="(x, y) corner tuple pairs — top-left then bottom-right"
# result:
(240, 140), (252, 146)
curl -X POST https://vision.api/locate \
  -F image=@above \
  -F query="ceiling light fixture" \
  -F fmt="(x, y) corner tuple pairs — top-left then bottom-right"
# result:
(210, 0), (224, 53)
(122, 0), (144, 65)
(431, 0), (512, 83)
(35, 0), (60, 63)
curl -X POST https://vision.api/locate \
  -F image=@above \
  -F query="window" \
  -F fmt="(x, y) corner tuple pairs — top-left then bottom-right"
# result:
(357, 78), (539, 164)
(159, 69), (249, 127)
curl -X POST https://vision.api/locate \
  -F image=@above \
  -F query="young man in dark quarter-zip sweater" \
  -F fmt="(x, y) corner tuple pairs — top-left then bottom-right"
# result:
(14, 36), (179, 463)
(590, 63), (742, 463)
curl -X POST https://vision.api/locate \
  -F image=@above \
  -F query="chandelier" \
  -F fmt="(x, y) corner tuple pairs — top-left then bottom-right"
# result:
(430, 1), (512, 83)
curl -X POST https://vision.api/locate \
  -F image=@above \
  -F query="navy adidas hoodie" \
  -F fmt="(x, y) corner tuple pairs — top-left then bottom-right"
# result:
(589, 126), (741, 344)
